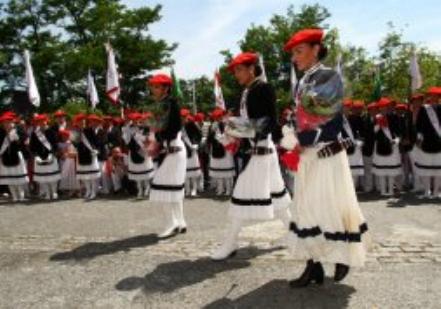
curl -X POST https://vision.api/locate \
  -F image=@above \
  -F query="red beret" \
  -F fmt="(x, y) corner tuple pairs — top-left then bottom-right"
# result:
(377, 97), (392, 108)
(367, 102), (378, 110)
(352, 100), (365, 109)
(284, 28), (324, 52)
(0, 112), (16, 123)
(186, 114), (195, 122)
(228, 52), (258, 72)
(112, 117), (124, 125)
(59, 129), (71, 140)
(141, 112), (153, 120)
(53, 110), (67, 118)
(211, 108), (225, 120)
(411, 93), (424, 100)
(148, 74), (172, 86)
(396, 103), (409, 111)
(127, 112), (142, 121)
(194, 112), (205, 123)
(87, 114), (102, 122)
(343, 98), (353, 108)
(33, 114), (49, 123)
(72, 113), (86, 124)
(102, 115), (113, 122)
(427, 86), (441, 96)
(180, 108), (191, 118)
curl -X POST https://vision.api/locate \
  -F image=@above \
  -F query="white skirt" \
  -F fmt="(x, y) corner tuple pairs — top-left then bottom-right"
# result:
(269, 141), (291, 209)
(372, 144), (402, 177)
(127, 153), (154, 181)
(348, 146), (365, 176)
(209, 153), (236, 179)
(59, 158), (79, 190)
(76, 155), (101, 180)
(229, 137), (274, 221)
(0, 152), (29, 185)
(150, 134), (187, 203)
(288, 145), (369, 267)
(413, 147), (441, 177)
(33, 157), (61, 183)
(186, 150), (202, 179)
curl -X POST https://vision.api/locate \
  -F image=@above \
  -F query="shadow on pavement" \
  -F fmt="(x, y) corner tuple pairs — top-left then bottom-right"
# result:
(49, 233), (158, 262)
(115, 246), (283, 294)
(203, 279), (356, 309)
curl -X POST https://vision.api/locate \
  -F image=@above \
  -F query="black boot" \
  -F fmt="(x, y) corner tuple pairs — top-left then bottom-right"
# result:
(334, 263), (350, 282)
(312, 261), (324, 285)
(289, 259), (315, 288)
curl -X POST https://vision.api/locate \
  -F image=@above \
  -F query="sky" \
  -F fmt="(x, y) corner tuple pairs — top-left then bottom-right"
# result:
(127, 1), (440, 78)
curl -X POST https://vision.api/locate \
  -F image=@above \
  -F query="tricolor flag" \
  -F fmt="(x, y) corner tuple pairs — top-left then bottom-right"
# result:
(409, 50), (422, 93)
(105, 43), (120, 105)
(258, 53), (268, 82)
(214, 69), (225, 110)
(24, 50), (40, 107)
(87, 70), (99, 109)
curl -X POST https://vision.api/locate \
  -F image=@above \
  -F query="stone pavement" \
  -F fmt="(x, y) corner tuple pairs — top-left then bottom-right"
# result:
(0, 193), (440, 308)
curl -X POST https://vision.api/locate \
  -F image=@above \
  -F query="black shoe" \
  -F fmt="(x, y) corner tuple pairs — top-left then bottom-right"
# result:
(334, 263), (350, 282)
(289, 260), (315, 288)
(179, 227), (187, 234)
(312, 262), (324, 285)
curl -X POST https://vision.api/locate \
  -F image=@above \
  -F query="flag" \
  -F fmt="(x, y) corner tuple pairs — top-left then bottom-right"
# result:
(87, 70), (99, 109)
(105, 43), (120, 105)
(258, 53), (268, 82)
(370, 66), (383, 102)
(24, 50), (40, 107)
(191, 81), (197, 114)
(290, 63), (298, 104)
(335, 53), (343, 77)
(409, 50), (422, 93)
(171, 68), (183, 101)
(214, 69), (225, 110)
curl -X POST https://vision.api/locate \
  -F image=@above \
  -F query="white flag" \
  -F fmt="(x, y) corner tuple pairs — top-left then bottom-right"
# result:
(24, 50), (40, 107)
(258, 53), (268, 82)
(214, 69), (225, 110)
(290, 63), (298, 104)
(335, 53), (343, 77)
(409, 50), (422, 92)
(105, 43), (120, 105)
(87, 70), (99, 109)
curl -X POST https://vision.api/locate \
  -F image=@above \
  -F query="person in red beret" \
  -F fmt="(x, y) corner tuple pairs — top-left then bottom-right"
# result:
(284, 28), (368, 287)
(211, 51), (292, 261)
(413, 87), (441, 198)
(182, 113), (203, 197)
(121, 110), (155, 199)
(371, 97), (403, 197)
(29, 114), (61, 200)
(147, 73), (188, 238)
(0, 112), (29, 202)
(58, 129), (80, 197)
(341, 100), (366, 191)
(206, 107), (236, 197)
(74, 114), (103, 200)
(52, 110), (68, 131)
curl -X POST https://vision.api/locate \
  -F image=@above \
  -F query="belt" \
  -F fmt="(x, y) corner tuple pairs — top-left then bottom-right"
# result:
(165, 146), (182, 154)
(248, 146), (273, 156)
(317, 138), (353, 159)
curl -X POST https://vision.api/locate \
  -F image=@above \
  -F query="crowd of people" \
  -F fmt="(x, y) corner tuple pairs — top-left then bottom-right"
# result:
(0, 27), (439, 288)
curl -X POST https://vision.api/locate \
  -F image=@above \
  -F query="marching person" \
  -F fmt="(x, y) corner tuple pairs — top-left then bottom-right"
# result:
(414, 87), (441, 198)
(211, 51), (292, 261)
(29, 114), (61, 200)
(181, 111), (203, 197)
(148, 73), (187, 239)
(372, 98), (402, 197)
(74, 114), (102, 200)
(342, 100), (365, 190)
(0, 112), (29, 202)
(207, 108), (236, 196)
(283, 28), (368, 287)
(123, 112), (154, 199)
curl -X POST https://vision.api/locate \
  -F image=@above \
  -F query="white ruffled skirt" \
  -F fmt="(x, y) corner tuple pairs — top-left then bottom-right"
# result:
(288, 145), (369, 267)
(33, 156), (61, 183)
(0, 152), (29, 185)
(209, 153), (236, 179)
(127, 153), (155, 181)
(76, 155), (101, 180)
(372, 144), (402, 177)
(413, 147), (441, 177)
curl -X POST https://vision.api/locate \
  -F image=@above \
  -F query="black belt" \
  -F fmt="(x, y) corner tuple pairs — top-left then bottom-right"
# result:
(248, 147), (273, 156)
(161, 146), (182, 154)
(317, 139), (353, 159)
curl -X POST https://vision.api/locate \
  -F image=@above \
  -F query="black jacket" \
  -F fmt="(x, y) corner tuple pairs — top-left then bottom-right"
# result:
(29, 127), (59, 160)
(416, 105), (441, 153)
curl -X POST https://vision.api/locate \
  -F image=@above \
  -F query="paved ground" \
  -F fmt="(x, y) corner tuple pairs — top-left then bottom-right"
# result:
(0, 193), (440, 308)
